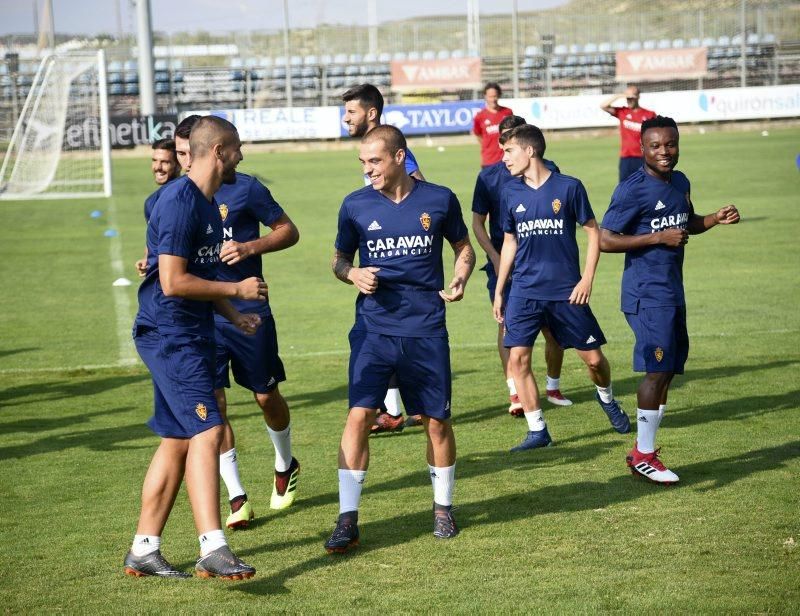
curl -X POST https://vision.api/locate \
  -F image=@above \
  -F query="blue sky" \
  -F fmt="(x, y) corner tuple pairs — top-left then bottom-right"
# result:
(1, 0), (568, 36)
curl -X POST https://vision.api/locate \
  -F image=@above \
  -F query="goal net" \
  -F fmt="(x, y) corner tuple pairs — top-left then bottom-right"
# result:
(0, 50), (112, 200)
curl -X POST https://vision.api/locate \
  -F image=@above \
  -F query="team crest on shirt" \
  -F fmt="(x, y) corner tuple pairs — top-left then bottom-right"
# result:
(195, 403), (208, 421)
(552, 199), (562, 215)
(420, 212), (431, 231)
(654, 347), (664, 362)
(218, 203), (229, 221)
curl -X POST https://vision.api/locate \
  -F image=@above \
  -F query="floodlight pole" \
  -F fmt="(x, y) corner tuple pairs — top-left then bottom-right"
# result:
(283, 0), (293, 108)
(740, 0), (747, 87)
(511, 0), (519, 98)
(135, 0), (156, 116)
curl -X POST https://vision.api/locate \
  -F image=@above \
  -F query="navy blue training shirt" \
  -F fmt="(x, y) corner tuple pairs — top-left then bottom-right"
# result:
(335, 180), (468, 337)
(472, 159), (561, 255)
(143, 178), (178, 223)
(135, 176), (223, 337)
(601, 168), (692, 312)
(215, 172), (284, 317)
(501, 172), (595, 301)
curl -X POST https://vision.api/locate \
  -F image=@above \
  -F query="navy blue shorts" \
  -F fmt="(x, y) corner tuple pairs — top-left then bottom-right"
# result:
(503, 297), (606, 350)
(214, 314), (286, 393)
(348, 329), (452, 419)
(619, 157), (643, 183)
(134, 327), (223, 439)
(625, 305), (689, 374)
(484, 261), (511, 305)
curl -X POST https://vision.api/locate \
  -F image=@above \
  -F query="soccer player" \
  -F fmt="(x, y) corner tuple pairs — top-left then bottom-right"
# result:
(170, 114), (302, 529)
(325, 125), (475, 552)
(173, 114), (200, 170)
(125, 115), (262, 579)
(342, 83), (424, 433)
(493, 124), (631, 452)
(600, 85), (656, 183)
(472, 114), (573, 415)
(473, 82), (513, 167)
(134, 138), (181, 277)
(599, 115), (740, 484)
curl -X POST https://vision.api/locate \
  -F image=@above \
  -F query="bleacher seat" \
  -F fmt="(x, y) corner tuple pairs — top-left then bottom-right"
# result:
(450, 49), (465, 58)
(304, 55), (318, 66)
(436, 50), (450, 60)
(245, 57), (259, 68)
(717, 35), (731, 46)
(348, 54), (362, 63)
(260, 57), (273, 67)
(627, 41), (641, 51)
(614, 41), (627, 51)
(524, 45), (540, 56)
(584, 43), (598, 53)
(378, 52), (391, 63)
(363, 53), (377, 63)
(334, 53), (348, 64)
(658, 39), (672, 49)
(393, 51), (407, 61)
(746, 33), (760, 45)
(702, 37), (716, 47)
(731, 34), (743, 46)
(688, 38), (701, 47)
(230, 58), (243, 68)
(598, 42), (612, 52)
(154, 59), (168, 70)
(422, 50), (436, 60)
(762, 33), (776, 44)
(643, 40), (656, 50)
(319, 54), (332, 65)
(568, 44), (581, 54)
(107, 72), (123, 84)
(553, 44), (568, 55)
(290, 56), (303, 66)
(407, 51), (420, 60)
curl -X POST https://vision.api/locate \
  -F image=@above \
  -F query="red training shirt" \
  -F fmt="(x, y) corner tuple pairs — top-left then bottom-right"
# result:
(473, 105), (513, 166)
(614, 106), (657, 158)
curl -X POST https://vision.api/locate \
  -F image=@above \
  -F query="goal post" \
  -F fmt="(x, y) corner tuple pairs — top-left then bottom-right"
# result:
(0, 49), (112, 201)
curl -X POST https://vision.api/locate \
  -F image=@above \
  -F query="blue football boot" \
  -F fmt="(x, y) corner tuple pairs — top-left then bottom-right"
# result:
(595, 392), (631, 434)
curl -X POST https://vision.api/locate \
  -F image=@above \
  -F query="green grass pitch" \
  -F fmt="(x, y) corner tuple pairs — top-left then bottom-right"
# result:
(0, 127), (798, 612)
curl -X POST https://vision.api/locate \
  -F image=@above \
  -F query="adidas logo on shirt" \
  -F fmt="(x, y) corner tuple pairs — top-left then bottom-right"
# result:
(655, 200), (666, 211)
(586, 335), (596, 344)
(266, 377), (276, 388)
(515, 204), (526, 213)
(367, 220), (382, 231)
(206, 224), (213, 234)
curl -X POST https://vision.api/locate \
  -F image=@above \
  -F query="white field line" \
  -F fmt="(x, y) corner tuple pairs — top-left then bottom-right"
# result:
(1, 327), (797, 376)
(106, 196), (137, 365)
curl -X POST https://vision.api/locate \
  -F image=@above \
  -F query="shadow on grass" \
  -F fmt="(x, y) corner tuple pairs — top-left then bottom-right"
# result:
(0, 347), (40, 360)
(0, 415), (151, 460)
(545, 359), (800, 407)
(231, 440), (800, 595)
(0, 373), (149, 407)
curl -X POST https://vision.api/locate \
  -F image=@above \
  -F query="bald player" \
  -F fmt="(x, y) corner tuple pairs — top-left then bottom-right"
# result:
(125, 116), (261, 580)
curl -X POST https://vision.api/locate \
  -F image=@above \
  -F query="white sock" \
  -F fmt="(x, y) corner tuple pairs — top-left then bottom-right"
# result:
(198, 529), (227, 557)
(658, 403), (667, 423)
(546, 375), (560, 391)
(266, 424), (292, 473)
(219, 448), (246, 500)
(524, 409), (546, 432)
(383, 388), (403, 417)
(596, 384), (613, 404)
(636, 408), (660, 454)
(506, 377), (517, 396)
(338, 469), (367, 514)
(429, 464), (455, 507)
(131, 534), (160, 557)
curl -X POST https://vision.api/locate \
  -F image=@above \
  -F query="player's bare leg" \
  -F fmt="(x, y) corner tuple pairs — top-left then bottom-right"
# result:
(422, 416), (458, 538)
(135, 438), (189, 537)
(542, 328), (572, 406)
(498, 324), (524, 416)
(508, 346), (552, 451)
(628, 371), (678, 484)
(576, 348), (630, 434)
(256, 388), (299, 509)
(184, 425), (224, 535)
(213, 389), (251, 528)
(125, 438), (192, 578)
(326, 407), (377, 553)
